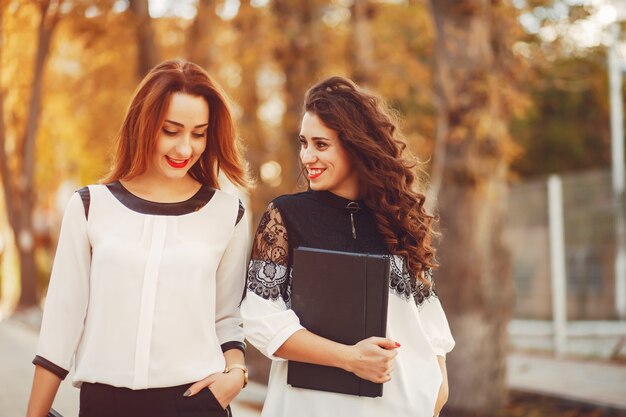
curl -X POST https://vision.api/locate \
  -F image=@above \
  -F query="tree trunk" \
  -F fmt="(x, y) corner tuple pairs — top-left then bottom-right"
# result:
(271, 0), (321, 192)
(17, 1), (59, 309)
(349, 0), (376, 85)
(0, 2), (7, 303)
(235, 0), (263, 174)
(0, 5), (11, 229)
(17, 242), (38, 307)
(429, 0), (517, 414)
(186, 0), (216, 70)
(0, 1), (61, 309)
(129, 0), (158, 79)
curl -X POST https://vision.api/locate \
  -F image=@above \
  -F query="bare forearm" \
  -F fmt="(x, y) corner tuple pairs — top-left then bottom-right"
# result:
(274, 329), (399, 385)
(274, 329), (352, 370)
(434, 355), (449, 416)
(437, 355), (447, 379)
(223, 348), (245, 368)
(26, 366), (62, 417)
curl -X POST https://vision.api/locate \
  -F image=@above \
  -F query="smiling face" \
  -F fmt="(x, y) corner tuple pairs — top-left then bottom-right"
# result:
(299, 111), (360, 200)
(145, 92), (209, 182)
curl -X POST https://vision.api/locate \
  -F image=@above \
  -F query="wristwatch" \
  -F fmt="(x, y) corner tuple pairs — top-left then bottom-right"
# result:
(224, 364), (248, 388)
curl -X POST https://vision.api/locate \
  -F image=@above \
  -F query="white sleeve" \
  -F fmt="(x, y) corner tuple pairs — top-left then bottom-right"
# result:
(419, 295), (455, 357)
(214, 206), (250, 350)
(241, 202), (303, 361)
(35, 191), (91, 379)
(241, 277), (304, 361)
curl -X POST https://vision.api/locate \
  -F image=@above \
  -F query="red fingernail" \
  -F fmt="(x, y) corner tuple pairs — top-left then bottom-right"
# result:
(395, 342), (401, 347)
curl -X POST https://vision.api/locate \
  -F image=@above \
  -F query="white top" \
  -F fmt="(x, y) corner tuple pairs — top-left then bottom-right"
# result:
(240, 193), (455, 417)
(242, 273), (454, 416)
(36, 183), (249, 389)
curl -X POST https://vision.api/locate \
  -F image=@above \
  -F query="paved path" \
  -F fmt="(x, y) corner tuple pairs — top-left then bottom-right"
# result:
(0, 318), (261, 417)
(507, 353), (626, 409)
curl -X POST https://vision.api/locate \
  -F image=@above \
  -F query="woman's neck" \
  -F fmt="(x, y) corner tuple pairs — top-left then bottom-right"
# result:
(119, 175), (202, 203)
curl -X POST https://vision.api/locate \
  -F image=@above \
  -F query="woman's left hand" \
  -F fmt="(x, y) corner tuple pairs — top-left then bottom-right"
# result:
(184, 370), (245, 409)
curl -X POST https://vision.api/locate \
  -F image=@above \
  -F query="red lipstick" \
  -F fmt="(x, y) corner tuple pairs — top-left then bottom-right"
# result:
(166, 156), (190, 169)
(308, 168), (325, 180)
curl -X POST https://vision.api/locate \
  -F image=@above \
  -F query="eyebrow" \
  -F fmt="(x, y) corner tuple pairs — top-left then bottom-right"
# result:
(299, 134), (331, 141)
(164, 120), (209, 129)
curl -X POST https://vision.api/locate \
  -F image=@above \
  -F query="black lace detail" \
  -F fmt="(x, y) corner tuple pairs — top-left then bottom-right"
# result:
(389, 255), (436, 306)
(246, 203), (291, 304)
(247, 261), (291, 304)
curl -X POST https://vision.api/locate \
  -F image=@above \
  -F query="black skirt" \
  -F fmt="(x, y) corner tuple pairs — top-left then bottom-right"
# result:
(79, 382), (232, 417)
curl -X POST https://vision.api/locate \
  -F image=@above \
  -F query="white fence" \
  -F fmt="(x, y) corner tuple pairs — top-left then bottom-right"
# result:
(506, 169), (626, 357)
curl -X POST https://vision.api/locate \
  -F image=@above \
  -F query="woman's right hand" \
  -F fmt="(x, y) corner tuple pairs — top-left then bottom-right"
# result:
(343, 337), (400, 383)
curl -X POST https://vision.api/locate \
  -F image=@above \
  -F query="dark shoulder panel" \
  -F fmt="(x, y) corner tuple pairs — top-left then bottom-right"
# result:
(236, 200), (245, 226)
(77, 186), (91, 221)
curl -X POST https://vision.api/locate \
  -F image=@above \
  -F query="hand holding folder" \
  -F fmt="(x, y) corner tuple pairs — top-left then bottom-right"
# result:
(288, 247), (391, 397)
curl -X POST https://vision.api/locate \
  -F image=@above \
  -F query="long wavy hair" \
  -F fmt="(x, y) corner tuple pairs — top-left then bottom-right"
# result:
(102, 59), (248, 189)
(303, 76), (438, 285)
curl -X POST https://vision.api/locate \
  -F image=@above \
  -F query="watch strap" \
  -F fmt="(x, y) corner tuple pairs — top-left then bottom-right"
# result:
(224, 364), (248, 388)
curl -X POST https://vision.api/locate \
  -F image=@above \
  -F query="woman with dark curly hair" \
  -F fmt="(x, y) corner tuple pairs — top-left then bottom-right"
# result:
(242, 76), (455, 416)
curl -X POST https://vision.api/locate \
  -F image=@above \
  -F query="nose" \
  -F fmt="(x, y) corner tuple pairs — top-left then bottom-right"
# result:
(300, 146), (318, 165)
(175, 133), (193, 158)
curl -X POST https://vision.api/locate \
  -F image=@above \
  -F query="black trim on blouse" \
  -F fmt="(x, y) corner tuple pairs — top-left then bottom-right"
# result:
(32, 355), (69, 380)
(105, 181), (216, 216)
(220, 341), (246, 355)
(236, 200), (245, 226)
(77, 187), (91, 220)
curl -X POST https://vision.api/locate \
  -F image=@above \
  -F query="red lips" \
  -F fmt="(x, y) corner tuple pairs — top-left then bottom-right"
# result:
(166, 156), (190, 169)
(308, 168), (325, 180)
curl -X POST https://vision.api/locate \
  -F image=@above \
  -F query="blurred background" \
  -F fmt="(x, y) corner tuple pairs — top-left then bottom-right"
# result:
(1, 0), (626, 416)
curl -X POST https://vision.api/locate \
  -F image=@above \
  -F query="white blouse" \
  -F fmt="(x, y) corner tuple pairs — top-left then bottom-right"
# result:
(240, 192), (455, 417)
(35, 182), (249, 389)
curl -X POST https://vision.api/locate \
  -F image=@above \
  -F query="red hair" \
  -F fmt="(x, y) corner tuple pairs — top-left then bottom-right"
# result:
(102, 59), (248, 189)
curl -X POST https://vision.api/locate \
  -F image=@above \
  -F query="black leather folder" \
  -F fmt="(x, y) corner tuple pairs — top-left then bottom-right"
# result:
(288, 247), (391, 397)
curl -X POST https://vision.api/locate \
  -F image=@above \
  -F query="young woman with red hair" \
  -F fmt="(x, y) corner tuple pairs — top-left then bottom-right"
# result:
(26, 60), (249, 417)
(242, 76), (455, 417)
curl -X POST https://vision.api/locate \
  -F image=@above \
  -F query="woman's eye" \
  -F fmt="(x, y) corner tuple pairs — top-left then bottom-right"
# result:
(317, 142), (328, 150)
(162, 128), (177, 136)
(192, 132), (206, 138)
(298, 138), (307, 148)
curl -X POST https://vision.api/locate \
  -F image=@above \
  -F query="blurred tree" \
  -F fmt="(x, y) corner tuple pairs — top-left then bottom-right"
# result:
(42, 1), (137, 184)
(512, 49), (610, 177)
(0, 0), (6, 306)
(349, 0), (375, 84)
(129, 0), (158, 79)
(0, 0), (64, 309)
(270, 0), (323, 192)
(232, 1), (267, 207)
(1, 0), (135, 309)
(429, 0), (529, 414)
(367, 2), (436, 176)
(186, 0), (217, 70)
(506, 1), (609, 178)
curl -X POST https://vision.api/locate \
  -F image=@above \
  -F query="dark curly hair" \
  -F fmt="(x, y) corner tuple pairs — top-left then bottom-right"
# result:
(303, 76), (438, 285)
